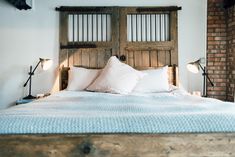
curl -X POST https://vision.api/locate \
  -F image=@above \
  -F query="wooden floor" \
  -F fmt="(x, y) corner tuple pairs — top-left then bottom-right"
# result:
(0, 133), (235, 157)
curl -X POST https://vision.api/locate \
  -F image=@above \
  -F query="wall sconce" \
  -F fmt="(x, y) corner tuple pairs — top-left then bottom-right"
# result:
(23, 58), (52, 99)
(187, 58), (214, 97)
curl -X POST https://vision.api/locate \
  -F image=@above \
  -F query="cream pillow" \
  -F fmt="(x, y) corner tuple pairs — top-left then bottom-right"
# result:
(87, 56), (144, 94)
(67, 67), (101, 91)
(133, 66), (170, 92)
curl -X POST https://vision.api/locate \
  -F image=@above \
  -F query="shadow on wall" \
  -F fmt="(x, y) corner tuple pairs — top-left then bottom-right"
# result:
(0, 65), (26, 108)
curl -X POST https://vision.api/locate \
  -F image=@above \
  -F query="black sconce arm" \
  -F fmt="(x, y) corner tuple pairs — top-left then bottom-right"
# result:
(23, 60), (41, 87)
(198, 63), (214, 87)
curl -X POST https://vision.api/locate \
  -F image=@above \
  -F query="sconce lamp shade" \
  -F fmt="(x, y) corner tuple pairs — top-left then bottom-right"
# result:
(40, 58), (53, 71)
(187, 59), (200, 73)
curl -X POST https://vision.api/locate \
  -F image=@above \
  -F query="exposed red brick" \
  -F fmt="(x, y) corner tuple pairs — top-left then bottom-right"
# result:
(207, 0), (234, 101)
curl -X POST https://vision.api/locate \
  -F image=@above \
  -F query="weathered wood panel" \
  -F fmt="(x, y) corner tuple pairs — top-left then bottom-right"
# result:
(0, 133), (235, 157)
(89, 50), (98, 68)
(170, 11), (178, 65)
(59, 7), (179, 90)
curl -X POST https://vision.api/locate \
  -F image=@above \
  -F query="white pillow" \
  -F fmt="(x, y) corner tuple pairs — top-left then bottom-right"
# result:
(87, 56), (145, 94)
(67, 67), (101, 91)
(133, 66), (170, 92)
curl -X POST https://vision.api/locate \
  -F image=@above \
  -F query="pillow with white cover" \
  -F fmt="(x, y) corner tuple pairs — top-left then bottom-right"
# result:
(133, 66), (170, 93)
(87, 56), (145, 94)
(67, 67), (101, 91)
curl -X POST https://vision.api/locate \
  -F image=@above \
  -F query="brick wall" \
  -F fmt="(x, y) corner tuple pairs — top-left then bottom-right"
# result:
(226, 5), (235, 101)
(207, 0), (227, 100)
(207, 0), (235, 101)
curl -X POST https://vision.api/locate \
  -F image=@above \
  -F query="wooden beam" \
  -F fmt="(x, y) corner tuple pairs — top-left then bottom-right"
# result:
(136, 6), (182, 12)
(1, 133), (235, 157)
(60, 44), (97, 49)
(55, 6), (113, 13)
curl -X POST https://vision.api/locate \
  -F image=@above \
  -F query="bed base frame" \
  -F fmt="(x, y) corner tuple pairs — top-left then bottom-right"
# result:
(1, 133), (235, 157)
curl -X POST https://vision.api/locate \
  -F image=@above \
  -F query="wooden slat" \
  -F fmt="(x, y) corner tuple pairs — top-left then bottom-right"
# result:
(97, 51), (106, 68)
(68, 50), (74, 67)
(170, 11), (178, 65)
(142, 50), (150, 67)
(111, 7), (119, 56)
(165, 50), (171, 65)
(73, 49), (82, 66)
(134, 51), (142, 67)
(158, 50), (166, 66)
(150, 50), (158, 67)
(81, 49), (90, 67)
(125, 41), (174, 51)
(127, 51), (134, 66)
(59, 50), (69, 67)
(89, 50), (98, 68)
(59, 12), (69, 67)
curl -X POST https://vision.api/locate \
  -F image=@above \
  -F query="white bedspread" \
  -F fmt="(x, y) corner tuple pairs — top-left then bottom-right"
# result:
(0, 89), (235, 134)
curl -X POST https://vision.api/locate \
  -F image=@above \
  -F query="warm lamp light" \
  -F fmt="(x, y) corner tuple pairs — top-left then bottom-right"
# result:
(187, 59), (200, 73)
(23, 58), (52, 99)
(187, 58), (214, 97)
(41, 58), (53, 70)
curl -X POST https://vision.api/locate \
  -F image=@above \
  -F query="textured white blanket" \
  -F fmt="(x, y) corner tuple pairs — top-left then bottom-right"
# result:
(0, 90), (235, 134)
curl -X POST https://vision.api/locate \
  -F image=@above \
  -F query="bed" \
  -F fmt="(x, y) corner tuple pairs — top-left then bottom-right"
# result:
(1, 90), (235, 156)
(1, 6), (235, 157)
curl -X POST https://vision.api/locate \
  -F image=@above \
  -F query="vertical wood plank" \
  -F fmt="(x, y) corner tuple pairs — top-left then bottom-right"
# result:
(134, 51), (142, 67)
(158, 50), (166, 66)
(97, 51), (105, 68)
(59, 12), (69, 67)
(127, 51), (134, 67)
(119, 8), (127, 58)
(112, 7), (120, 56)
(60, 50), (68, 67)
(68, 50), (74, 67)
(73, 50), (82, 66)
(81, 49), (90, 67)
(142, 51), (150, 67)
(165, 50), (170, 65)
(150, 50), (158, 67)
(170, 11), (178, 65)
(89, 49), (98, 68)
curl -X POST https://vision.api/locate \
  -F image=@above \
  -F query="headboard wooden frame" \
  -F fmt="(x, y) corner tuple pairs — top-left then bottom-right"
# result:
(58, 6), (179, 90)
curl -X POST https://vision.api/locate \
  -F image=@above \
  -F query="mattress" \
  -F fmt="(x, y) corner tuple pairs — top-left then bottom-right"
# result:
(0, 89), (235, 134)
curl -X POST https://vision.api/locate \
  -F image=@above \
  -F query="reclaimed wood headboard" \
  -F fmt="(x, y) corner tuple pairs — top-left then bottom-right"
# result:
(58, 6), (179, 90)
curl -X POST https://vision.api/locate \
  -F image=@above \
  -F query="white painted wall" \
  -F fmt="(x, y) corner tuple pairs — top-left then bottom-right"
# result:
(0, 0), (207, 109)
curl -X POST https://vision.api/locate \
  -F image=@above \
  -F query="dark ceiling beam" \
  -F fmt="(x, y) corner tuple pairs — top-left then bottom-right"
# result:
(5, 0), (31, 10)
(224, 0), (235, 9)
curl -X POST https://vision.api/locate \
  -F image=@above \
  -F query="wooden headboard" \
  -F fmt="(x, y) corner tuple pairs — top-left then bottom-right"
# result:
(57, 6), (180, 90)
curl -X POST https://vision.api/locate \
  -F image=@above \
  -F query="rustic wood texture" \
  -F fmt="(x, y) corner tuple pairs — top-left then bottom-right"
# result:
(0, 133), (235, 157)
(59, 7), (179, 90)
(119, 7), (178, 66)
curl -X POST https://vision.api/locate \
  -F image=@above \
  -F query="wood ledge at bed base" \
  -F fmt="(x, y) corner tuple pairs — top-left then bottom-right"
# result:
(0, 133), (235, 157)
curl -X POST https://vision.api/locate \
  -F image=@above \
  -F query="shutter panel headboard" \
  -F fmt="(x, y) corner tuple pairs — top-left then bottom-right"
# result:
(57, 6), (180, 90)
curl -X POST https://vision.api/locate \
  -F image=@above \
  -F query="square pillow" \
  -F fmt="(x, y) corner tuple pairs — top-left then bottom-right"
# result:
(87, 56), (144, 94)
(67, 67), (101, 91)
(133, 66), (170, 93)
